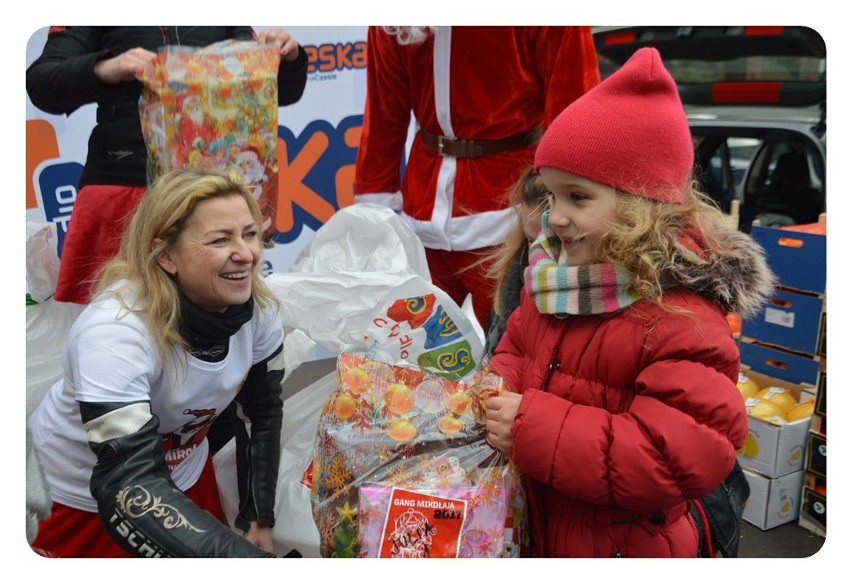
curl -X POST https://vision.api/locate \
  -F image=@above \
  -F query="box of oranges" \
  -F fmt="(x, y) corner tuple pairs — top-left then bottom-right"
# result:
(736, 366), (816, 478)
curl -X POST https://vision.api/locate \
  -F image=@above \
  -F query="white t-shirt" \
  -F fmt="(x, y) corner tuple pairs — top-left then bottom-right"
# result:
(29, 290), (284, 513)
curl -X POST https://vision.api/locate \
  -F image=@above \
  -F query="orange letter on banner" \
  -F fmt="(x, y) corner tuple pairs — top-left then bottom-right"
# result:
(275, 132), (337, 233)
(334, 125), (362, 209)
(26, 120), (61, 209)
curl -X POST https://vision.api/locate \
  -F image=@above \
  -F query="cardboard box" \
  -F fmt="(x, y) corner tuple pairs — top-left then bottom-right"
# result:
(742, 468), (804, 530)
(740, 289), (825, 355)
(751, 224), (826, 294)
(800, 470), (827, 536)
(805, 431), (826, 478)
(739, 337), (822, 387)
(736, 367), (815, 478)
(815, 371), (826, 417)
(800, 485), (826, 533)
(798, 512), (826, 538)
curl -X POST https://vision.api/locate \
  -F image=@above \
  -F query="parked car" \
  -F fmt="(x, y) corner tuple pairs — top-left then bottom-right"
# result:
(593, 26), (826, 232)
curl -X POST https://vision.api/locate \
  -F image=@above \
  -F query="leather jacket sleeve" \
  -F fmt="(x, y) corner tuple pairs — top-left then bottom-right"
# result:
(232, 343), (285, 532)
(80, 400), (274, 558)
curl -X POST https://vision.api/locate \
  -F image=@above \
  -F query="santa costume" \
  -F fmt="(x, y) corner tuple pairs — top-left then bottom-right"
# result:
(354, 26), (600, 325)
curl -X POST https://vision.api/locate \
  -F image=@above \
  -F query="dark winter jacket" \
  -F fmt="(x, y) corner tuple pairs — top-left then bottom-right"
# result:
(26, 26), (308, 188)
(489, 228), (775, 557)
(484, 246), (528, 357)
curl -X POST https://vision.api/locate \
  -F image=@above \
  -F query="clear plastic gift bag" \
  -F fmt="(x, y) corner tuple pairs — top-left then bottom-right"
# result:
(137, 40), (281, 240)
(309, 353), (528, 558)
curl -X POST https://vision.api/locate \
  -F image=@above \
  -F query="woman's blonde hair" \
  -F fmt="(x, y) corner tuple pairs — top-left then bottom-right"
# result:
(595, 178), (729, 309)
(484, 166), (550, 317)
(95, 168), (280, 367)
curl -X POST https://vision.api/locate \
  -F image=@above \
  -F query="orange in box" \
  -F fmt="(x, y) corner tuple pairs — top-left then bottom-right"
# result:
(736, 365), (816, 478)
(780, 220), (826, 236)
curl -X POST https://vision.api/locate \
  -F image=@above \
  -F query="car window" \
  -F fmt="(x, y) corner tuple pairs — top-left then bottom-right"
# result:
(594, 26), (826, 233)
(744, 137), (825, 230)
(598, 54), (825, 85)
(594, 26), (826, 107)
(663, 55), (825, 84)
(694, 135), (759, 213)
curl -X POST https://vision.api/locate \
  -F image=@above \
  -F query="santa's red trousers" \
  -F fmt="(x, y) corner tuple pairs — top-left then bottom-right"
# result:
(424, 247), (497, 329)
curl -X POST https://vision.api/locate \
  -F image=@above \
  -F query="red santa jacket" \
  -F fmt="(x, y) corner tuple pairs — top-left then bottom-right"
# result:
(354, 26), (600, 251)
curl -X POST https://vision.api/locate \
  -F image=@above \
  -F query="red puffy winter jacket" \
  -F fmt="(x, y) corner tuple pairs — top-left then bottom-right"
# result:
(490, 287), (750, 558)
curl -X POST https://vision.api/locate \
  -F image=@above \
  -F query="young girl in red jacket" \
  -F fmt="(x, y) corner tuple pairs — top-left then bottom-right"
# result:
(484, 47), (775, 557)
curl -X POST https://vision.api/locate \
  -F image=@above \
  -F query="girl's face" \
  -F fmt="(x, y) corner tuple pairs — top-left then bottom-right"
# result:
(540, 167), (619, 266)
(158, 194), (261, 312)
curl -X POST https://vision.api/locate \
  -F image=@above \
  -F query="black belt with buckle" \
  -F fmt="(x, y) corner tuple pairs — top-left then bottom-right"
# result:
(418, 126), (544, 158)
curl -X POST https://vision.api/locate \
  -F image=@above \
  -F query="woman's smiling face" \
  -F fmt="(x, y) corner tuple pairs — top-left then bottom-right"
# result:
(540, 167), (619, 266)
(157, 194), (260, 312)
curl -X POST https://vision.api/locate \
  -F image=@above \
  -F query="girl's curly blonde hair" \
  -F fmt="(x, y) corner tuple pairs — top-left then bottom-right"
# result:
(594, 178), (730, 309)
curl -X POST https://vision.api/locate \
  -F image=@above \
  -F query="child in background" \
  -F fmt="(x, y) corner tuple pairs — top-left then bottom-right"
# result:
(483, 167), (550, 356)
(484, 48), (775, 557)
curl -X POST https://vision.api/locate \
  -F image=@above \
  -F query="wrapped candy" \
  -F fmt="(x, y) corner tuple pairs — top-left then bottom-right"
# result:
(137, 40), (281, 241)
(309, 353), (528, 558)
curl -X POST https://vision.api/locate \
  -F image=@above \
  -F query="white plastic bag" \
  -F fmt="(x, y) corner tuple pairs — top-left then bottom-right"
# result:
(25, 222), (84, 418)
(26, 300), (84, 419)
(26, 222), (61, 303)
(214, 370), (334, 557)
(268, 203), (484, 361)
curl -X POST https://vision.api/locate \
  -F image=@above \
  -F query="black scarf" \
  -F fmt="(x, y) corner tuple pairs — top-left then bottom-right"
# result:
(178, 292), (254, 362)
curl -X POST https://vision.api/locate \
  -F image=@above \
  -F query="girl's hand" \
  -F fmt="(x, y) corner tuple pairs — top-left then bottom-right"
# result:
(484, 392), (522, 455)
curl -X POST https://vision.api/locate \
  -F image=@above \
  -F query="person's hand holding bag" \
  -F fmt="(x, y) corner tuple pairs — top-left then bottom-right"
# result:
(256, 27), (300, 62)
(485, 392), (522, 455)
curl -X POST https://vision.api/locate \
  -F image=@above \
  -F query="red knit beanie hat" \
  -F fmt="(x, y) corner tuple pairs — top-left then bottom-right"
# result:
(535, 47), (694, 204)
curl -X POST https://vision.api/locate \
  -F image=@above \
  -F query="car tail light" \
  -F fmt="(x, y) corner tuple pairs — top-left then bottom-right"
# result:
(744, 26), (785, 37)
(602, 30), (637, 46)
(711, 82), (782, 104)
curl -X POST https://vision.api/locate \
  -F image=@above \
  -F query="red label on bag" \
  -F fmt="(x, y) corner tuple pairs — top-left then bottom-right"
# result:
(378, 488), (467, 558)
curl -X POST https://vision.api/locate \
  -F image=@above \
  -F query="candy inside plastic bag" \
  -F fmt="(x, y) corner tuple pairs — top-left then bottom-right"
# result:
(309, 353), (528, 558)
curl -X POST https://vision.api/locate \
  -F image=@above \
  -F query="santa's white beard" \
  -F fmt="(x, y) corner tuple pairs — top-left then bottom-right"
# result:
(382, 26), (436, 45)
(239, 158), (265, 182)
(187, 107), (205, 126)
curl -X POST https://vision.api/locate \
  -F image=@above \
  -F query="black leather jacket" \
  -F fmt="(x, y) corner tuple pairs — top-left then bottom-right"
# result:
(81, 343), (286, 558)
(26, 26), (308, 187)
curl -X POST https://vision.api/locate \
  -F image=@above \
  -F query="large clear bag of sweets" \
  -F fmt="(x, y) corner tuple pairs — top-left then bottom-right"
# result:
(309, 350), (528, 558)
(137, 40), (281, 240)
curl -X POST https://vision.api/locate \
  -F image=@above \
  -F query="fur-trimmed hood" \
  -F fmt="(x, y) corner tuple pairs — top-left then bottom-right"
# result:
(666, 228), (777, 319)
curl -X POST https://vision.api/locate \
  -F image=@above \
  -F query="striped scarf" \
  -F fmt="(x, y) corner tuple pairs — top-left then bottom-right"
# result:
(524, 214), (641, 315)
